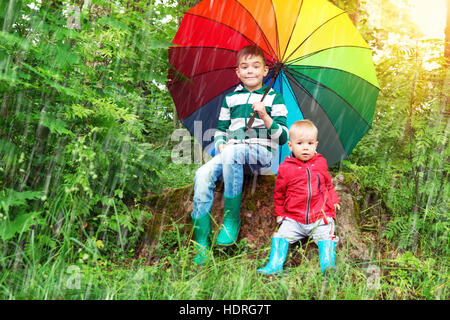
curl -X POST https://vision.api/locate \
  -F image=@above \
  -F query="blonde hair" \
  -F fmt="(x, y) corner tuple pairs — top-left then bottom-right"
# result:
(289, 120), (318, 140)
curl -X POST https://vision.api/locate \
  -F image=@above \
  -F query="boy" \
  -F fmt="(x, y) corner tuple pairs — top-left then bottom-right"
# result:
(191, 45), (288, 265)
(257, 120), (341, 275)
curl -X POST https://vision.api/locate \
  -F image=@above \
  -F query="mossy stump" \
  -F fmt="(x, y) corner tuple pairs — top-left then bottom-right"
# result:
(137, 172), (373, 264)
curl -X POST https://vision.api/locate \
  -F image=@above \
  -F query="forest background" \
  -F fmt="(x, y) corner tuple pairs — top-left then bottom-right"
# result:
(0, 0), (448, 300)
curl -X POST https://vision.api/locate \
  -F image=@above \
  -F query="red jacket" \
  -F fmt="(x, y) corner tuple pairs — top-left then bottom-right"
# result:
(273, 153), (340, 224)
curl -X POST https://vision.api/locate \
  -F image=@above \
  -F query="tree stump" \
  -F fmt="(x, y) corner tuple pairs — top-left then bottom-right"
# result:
(138, 172), (372, 264)
(333, 174), (371, 261)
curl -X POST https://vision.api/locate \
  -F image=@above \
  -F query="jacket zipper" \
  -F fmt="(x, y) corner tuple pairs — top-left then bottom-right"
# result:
(306, 167), (312, 224)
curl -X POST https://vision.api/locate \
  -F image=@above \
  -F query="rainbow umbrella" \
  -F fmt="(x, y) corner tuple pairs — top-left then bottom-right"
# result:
(168, 0), (380, 168)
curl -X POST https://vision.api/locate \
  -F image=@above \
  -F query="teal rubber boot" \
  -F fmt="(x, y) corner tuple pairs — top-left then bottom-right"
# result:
(216, 194), (242, 246)
(191, 213), (211, 265)
(257, 237), (289, 275)
(318, 240), (336, 274)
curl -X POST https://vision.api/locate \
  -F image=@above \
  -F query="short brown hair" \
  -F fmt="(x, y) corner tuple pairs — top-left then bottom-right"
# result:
(236, 45), (266, 66)
(289, 120), (318, 139)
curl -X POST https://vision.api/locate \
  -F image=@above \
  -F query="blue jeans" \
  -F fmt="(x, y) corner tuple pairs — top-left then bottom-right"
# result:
(192, 143), (273, 219)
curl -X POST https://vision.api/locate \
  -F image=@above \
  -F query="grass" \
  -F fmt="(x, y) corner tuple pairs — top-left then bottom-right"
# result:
(1, 229), (448, 300)
(0, 161), (447, 300)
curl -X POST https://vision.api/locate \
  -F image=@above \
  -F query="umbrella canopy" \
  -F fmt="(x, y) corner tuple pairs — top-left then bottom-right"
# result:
(168, 0), (380, 168)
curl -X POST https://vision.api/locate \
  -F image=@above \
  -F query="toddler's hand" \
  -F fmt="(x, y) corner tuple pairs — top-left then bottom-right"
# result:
(276, 216), (283, 224)
(334, 203), (341, 211)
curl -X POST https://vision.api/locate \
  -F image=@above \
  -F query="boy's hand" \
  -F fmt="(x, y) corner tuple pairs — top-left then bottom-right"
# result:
(252, 101), (268, 119)
(218, 144), (226, 153)
(252, 101), (273, 129)
(334, 203), (341, 211)
(276, 216), (283, 224)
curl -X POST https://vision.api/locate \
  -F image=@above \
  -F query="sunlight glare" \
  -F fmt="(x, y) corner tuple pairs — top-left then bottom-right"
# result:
(409, 0), (447, 39)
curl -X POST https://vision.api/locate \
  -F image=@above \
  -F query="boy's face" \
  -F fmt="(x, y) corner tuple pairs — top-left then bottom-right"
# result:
(288, 128), (318, 162)
(235, 54), (268, 92)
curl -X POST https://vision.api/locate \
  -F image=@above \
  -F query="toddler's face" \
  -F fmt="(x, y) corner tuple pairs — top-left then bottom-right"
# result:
(288, 129), (318, 162)
(235, 55), (268, 92)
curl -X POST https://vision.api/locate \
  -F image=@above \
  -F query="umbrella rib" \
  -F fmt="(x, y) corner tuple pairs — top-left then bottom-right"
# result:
(282, 11), (347, 63)
(284, 71), (348, 157)
(286, 45), (372, 65)
(169, 66), (237, 84)
(270, 0), (281, 59)
(287, 68), (372, 129)
(170, 46), (240, 65)
(280, 0), (305, 62)
(233, 0), (279, 59)
(286, 63), (380, 91)
(268, 0), (280, 58)
(184, 13), (274, 62)
(171, 46), (239, 54)
(183, 83), (240, 122)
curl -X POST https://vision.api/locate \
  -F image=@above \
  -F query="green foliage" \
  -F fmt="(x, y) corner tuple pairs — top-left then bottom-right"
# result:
(0, 188), (43, 240)
(0, 0), (180, 267)
(345, 36), (449, 254)
(0, 0), (448, 301)
(1, 229), (448, 299)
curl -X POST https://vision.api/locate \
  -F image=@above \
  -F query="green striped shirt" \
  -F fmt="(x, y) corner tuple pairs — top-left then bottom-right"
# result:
(214, 84), (288, 152)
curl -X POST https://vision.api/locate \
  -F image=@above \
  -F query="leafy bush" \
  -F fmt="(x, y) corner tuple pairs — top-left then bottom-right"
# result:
(0, 0), (178, 267)
(345, 38), (449, 255)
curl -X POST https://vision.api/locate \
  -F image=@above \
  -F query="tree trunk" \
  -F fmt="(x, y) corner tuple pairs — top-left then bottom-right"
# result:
(350, 0), (360, 26)
(445, 0), (450, 62)
(178, 0), (200, 14)
(443, 0), (450, 114)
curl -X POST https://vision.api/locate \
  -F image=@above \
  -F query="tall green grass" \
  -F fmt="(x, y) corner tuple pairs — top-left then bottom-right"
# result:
(1, 228), (447, 300)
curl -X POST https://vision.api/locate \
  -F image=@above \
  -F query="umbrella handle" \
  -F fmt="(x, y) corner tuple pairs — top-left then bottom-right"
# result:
(245, 65), (281, 131)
